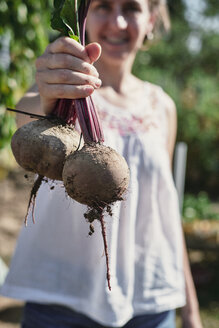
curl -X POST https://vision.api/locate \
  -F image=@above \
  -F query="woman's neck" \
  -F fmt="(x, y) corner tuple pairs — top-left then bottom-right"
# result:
(94, 59), (145, 110)
(94, 56), (134, 94)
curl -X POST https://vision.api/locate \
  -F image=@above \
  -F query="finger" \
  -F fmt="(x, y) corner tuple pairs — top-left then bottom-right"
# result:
(46, 37), (91, 63)
(38, 82), (95, 100)
(85, 43), (102, 64)
(36, 69), (102, 89)
(36, 53), (99, 78)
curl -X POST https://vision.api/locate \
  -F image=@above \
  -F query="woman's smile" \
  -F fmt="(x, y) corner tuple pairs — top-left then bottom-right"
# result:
(101, 35), (129, 46)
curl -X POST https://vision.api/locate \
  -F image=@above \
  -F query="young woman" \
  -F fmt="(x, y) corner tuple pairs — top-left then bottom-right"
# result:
(1, 1), (203, 327)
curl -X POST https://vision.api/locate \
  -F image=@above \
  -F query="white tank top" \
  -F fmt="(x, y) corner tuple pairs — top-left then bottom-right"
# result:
(1, 82), (185, 327)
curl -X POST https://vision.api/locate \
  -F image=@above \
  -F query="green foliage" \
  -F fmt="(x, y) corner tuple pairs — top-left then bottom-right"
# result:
(204, 0), (219, 16)
(51, 0), (80, 40)
(183, 192), (219, 222)
(0, 0), (54, 150)
(133, 0), (219, 196)
(51, 0), (69, 36)
(0, 112), (16, 149)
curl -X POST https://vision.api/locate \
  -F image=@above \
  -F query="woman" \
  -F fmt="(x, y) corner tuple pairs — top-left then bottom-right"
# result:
(1, 0), (202, 327)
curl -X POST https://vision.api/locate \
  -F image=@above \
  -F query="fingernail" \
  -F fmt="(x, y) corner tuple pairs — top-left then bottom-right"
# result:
(85, 86), (94, 94)
(93, 69), (99, 78)
(94, 79), (102, 88)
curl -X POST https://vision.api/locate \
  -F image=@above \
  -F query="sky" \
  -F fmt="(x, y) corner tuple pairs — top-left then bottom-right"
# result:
(181, 0), (219, 53)
(183, 0), (219, 32)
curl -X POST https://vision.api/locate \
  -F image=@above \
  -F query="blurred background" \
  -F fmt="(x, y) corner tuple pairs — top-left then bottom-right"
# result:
(0, 0), (218, 327)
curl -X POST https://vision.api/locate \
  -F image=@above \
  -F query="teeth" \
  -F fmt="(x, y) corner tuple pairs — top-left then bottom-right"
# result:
(104, 37), (127, 44)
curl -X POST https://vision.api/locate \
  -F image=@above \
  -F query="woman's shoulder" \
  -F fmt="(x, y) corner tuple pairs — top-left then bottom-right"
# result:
(143, 80), (176, 118)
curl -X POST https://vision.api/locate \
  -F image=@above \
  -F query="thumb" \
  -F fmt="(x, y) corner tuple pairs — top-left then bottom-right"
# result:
(85, 42), (102, 64)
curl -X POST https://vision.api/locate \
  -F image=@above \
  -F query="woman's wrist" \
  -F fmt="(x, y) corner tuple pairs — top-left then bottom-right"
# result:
(40, 96), (58, 115)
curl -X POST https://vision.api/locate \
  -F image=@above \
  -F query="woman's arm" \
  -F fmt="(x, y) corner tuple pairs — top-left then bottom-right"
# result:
(16, 84), (41, 128)
(181, 236), (203, 328)
(166, 96), (203, 328)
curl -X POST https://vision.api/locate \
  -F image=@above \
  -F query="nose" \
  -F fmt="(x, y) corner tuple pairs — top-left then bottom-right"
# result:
(116, 15), (128, 30)
(110, 7), (128, 30)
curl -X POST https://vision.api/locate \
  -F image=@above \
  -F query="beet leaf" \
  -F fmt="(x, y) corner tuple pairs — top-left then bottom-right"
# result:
(51, 0), (81, 42)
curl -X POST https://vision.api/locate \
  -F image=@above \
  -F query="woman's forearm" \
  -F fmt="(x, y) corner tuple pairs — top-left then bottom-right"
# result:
(181, 231), (203, 328)
(16, 84), (42, 128)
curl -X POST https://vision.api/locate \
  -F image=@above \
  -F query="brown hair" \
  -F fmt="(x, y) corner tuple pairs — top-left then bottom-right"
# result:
(148, 0), (161, 11)
(149, 0), (171, 33)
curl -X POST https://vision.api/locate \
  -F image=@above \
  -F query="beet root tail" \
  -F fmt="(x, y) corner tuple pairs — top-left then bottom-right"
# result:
(24, 175), (44, 226)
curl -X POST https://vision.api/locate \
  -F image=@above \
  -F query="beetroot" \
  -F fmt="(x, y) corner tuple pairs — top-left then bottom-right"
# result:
(11, 118), (80, 181)
(63, 143), (129, 207)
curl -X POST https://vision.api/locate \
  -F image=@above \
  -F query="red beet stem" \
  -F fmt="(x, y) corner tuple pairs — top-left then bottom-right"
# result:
(53, 99), (77, 125)
(75, 97), (104, 143)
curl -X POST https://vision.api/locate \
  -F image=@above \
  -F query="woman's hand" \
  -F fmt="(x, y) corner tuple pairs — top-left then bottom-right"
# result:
(35, 37), (102, 114)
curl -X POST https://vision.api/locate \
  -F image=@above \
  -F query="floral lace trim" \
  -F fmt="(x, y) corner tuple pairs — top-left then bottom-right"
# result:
(93, 83), (167, 137)
(99, 110), (159, 136)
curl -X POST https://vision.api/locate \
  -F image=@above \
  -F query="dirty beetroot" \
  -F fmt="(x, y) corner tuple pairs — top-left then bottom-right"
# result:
(11, 118), (80, 181)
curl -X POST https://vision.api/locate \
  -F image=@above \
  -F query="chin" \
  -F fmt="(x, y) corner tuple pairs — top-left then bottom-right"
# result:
(101, 49), (131, 65)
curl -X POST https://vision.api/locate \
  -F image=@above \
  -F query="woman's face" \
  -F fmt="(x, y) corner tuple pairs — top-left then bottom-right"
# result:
(86, 0), (153, 66)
